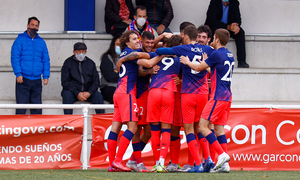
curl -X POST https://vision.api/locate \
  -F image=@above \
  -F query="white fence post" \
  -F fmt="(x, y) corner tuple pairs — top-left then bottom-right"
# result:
(81, 105), (89, 170)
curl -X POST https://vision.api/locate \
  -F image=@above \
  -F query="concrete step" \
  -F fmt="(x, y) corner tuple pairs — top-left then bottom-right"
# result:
(2, 33), (300, 69)
(0, 66), (299, 115)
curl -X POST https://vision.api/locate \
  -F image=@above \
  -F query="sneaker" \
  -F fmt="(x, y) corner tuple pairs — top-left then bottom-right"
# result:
(151, 165), (158, 172)
(192, 164), (204, 173)
(126, 160), (138, 171)
(177, 164), (193, 172)
(166, 163), (179, 172)
(156, 164), (168, 173)
(137, 163), (151, 172)
(112, 161), (131, 172)
(203, 156), (215, 172)
(216, 162), (230, 173)
(108, 166), (121, 172)
(213, 152), (230, 171)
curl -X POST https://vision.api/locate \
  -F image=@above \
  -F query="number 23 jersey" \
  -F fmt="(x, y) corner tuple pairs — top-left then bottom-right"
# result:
(205, 47), (235, 102)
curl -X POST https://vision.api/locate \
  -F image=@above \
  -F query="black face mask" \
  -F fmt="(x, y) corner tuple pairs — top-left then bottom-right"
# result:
(28, 28), (38, 37)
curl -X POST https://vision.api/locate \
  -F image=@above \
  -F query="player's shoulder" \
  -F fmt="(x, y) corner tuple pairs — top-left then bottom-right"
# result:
(148, 51), (158, 58)
(120, 47), (133, 58)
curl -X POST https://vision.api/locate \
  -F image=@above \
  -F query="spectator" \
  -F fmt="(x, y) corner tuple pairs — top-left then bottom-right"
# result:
(100, 35), (121, 104)
(136, 0), (174, 34)
(105, 0), (134, 37)
(11, 16), (50, 115)
(61, 42), (104, 114)
(205, 0), (249, 68)
(125, 5), (158, 44)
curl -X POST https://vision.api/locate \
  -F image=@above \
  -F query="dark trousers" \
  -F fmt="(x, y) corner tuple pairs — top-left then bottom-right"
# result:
(61, 90), (105, 114)
(15, 78), (42, 114)
(230, 27), (246, 63)
(101, 86), (116, 104)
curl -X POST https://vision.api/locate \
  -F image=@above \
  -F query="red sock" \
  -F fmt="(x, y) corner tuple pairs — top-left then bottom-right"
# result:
(132, 141), (142, 164)
(206, 132), (224, 155)
(188, 148), (194, 166)
(217, 134), (228, 153)
(197, 133), (210, 160)
(129, 154), (136, 161)
(170, 136), (180, 164)
(186, 133), (201, 165)
(209, 144), (217, 163)
(107, 131), (118, 167)
(160, 129), (171, 162)
(150, 124), (161, 163)
(209, 130), (217, 162)
(115, 130), (134, 162)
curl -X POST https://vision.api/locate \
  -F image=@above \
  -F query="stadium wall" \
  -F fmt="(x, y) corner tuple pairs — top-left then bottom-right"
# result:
(0, 0), (300, 34)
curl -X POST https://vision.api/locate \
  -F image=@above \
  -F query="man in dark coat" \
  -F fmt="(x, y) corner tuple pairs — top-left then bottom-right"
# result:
(205, 0), (249, 68)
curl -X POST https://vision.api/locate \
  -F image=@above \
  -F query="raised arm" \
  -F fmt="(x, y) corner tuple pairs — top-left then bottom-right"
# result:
(116, 52), (151, 72)
(137, 55), (165, 68)
(179, 53), (209, 72)
(155, 47), (173, 55)
(138, 65), (160, 77)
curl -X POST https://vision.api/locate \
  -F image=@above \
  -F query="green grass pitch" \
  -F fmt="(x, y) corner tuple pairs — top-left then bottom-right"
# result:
(1, 169), (300, 180)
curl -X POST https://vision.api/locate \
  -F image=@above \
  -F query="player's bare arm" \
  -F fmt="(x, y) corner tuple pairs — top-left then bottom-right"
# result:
(116, 52), (151, 72)
(153, 32), (173, 48)
(138, 65), (160, 77)
(137, 55), (165, 68)
(180, 55), (209, 72)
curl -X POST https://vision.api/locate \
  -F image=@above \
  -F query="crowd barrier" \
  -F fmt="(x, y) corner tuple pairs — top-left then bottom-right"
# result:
(0, 104), (300, 171)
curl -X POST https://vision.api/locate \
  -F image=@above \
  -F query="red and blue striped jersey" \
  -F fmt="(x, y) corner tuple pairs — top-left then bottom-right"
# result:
(136, 50), (157, 99)
(149, 56), (181, 92)
(115, 47), (139, 95)
(171, 44), (215, 94)
(205, 47), (235, 102)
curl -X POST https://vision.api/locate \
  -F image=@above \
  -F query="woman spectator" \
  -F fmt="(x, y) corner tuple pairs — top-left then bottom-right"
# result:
(100, 35), (121, 104)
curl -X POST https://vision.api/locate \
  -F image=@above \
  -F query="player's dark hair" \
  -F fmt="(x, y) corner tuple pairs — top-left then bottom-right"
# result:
(141, 31), (154, 40)
(28, 16), (40, 25)
(197, 25), (212, 39)
(119, 31), (139, 51)
(162, 37), (168, 46)
(183, 25), (198, 41)
(101, 33), (121, 64)
(215, 28), (230, 46)
(135, 5), (147, 16)
(179, 21), (195, 33)
(166, 35), (182, 47)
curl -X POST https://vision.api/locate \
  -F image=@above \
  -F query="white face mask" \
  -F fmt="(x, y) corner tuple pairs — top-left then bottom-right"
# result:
(136, 18), (146, 27)
(75, 53), (85, 61)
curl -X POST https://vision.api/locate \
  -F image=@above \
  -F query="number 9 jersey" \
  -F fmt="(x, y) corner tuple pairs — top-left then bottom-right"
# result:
(205, 47), (235, 102)
(149, 56), (181, 92)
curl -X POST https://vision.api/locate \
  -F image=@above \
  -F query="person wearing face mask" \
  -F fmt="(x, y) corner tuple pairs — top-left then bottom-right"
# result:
(136, 0), (174, 35)
(11, 16), (50, 115)
(61, 42), (104, 114)
(100, 35), (122, 104)
(205, 0), (249, 68)
(125, 5), (158, 45)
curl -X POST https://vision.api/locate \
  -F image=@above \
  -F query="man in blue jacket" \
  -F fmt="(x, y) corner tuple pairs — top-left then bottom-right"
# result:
(11, 16), (50, 114)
